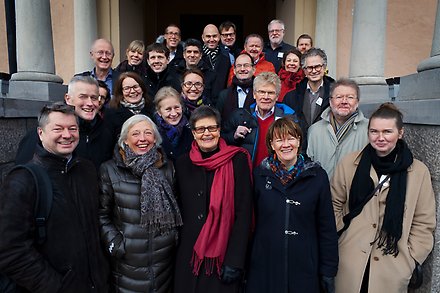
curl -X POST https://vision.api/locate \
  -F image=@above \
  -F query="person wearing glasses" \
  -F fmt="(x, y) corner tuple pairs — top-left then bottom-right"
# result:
(216, 52), (256, 122)
(174, 106), (253, 293)
(99, 114), (182, 293)
(105, 72), (154, 144)
(76, 38), (120, 95)
(1, 102), (110, 292)
(15, 76), (114, 170)
(162, 24), (183, 64)
(283, 48), (335, 150)
(219, 21), (241, 65)
(263, 19), (295, 73)
(246, 118), (338, 293)
(307, 78), (368, 178)
(181, 68), (211, 117)
(223, 72), (297, 167)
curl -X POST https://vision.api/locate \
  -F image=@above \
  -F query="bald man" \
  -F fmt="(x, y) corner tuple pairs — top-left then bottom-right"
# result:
(200, 24), (231, 105)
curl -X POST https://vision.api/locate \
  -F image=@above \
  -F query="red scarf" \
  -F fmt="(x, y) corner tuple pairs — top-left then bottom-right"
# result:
(189, 138), (252, 276)
(278, 68), (305, 102)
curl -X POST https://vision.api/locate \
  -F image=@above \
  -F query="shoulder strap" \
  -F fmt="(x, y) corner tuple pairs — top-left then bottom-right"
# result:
(338, 174), (390, 237)
(11, 163), (53, 245)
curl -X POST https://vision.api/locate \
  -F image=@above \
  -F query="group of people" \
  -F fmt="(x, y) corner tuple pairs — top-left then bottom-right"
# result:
(0, 18), (436, 293)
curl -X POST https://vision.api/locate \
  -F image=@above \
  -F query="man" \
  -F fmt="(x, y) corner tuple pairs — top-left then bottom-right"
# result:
(163, 24), (183, 64)
(227, 34), (275, 86)
(264, 19), (294, 73)
(0, 102), (109, 292)
(219, 21), (241, 65)
(144, 42), (181, 98)
(216, 52), (256, 122)
(307, 78), (368, 177)
(15, 76), (114, 170)
(201, 24), (232, 104)
(223, 72), (296, 166)
(283, 48), (335, 148)
(77, 38), (120, 95)
(296, 34), (313, 54)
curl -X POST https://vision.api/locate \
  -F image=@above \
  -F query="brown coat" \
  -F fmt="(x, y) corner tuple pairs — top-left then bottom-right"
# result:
(331, 151), (436, 293)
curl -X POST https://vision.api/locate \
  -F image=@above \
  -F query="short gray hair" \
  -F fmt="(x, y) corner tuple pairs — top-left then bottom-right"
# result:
(253, 72), (281, 95)
(67, 75), (99, 96)
(118, 114), (163, 148)
(268, 19), (285, 30)
(302, 47), (327, 68)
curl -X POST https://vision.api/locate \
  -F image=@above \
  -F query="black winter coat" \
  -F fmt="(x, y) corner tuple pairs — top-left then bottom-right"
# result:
(99, 147), (177, 293)
(201, 50), (231, 105)
(155, 122), (193, 164)
(0, 146), (109, 293)
(144, 66), (181, 99)
(173, 151), (253, 293)
(246, 157), (338, 293)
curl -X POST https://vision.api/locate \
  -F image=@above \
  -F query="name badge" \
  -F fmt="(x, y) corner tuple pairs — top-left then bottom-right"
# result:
(316, 97), (323, 106)
(277, 52), (284, 58)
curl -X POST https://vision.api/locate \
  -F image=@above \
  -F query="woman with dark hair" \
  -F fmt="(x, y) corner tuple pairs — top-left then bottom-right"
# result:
(174, 106), (253, 293)
(246, 117), (338, 293)
(332, 102), (436, 292)
(97, 80), (111, 117)
(181, 68), (210, 117)
(277, 48), (305, 102)
(104, 71), (154, 142)
(99, 114), (182, 293)
(153, 86), (193, 163)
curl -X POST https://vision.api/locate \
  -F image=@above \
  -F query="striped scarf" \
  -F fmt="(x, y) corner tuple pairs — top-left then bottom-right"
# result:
(202, 45), (219, 69)
(330, 110), (359, 142)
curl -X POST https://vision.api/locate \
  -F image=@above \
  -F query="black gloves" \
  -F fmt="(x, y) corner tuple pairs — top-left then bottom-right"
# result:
(320, 276), (335, 293)
(220, 265), (243, 284)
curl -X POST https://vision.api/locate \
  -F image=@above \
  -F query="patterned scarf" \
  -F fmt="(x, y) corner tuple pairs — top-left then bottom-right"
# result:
(189, 138), (252, 276)
(202, 44), (220, 69)
(330, 110), (359, 142)
(268, 153), (305, 185)
(123, 144), (182, 235)
(120, 98), (145, 114)
(154, 113), (189, 147)
(182, 94), (208, 114)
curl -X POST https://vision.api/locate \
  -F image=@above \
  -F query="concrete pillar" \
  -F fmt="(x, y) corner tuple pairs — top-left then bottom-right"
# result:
(417, 0), (440, 72)
(315, 0), (338, 78)
(10, 0), (62, 83)
(74, 0), (98, 73)
(349, 0), (387, 85)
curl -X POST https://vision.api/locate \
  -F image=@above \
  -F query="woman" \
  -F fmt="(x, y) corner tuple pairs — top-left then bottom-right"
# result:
(277, 48), (305, 102)
(105, 71), (154, 142)
(99, 114), (182, 293)
(115, 40), (148, 78)
(154, 86), (193, 163)
(174, 106), (253, 293)
(332, 103), (436, 293)
(246, 117), (338, 293)
(181, 69), (210, 117)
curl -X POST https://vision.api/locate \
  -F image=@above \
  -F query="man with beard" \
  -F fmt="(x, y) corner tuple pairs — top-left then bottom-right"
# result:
(264, 19), (294, 73)
(227, 34), (275, 86)
(216, 52), (256, 123)
(201, 24), (232, 105)
(144, 42), (181, 98)
(15, 76), (114, 170)
(219, 21), (241, 65)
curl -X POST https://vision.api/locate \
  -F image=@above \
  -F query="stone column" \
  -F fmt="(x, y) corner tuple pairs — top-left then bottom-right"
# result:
(74, 0), (98, 73)
(417, 0), (440, 72)
(10, 0), (62, 83)
(315, 0), (338, 78)
(349, 0), (387, 85)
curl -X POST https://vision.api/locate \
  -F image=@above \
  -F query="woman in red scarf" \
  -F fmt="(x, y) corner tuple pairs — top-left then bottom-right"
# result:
(278, 48), (305, 102)
(174, 106), (253, 293)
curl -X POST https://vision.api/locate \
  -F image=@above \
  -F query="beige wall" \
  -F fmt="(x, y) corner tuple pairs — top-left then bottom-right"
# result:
(0, 2), (8, 73)
(276, 0), (296, 45)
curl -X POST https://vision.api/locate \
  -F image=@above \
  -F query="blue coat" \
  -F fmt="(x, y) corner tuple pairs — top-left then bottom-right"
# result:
(246, 157), (338, 293)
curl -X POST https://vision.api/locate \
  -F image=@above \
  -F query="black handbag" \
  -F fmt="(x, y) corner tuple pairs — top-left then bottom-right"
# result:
(408, 262), (423, 289)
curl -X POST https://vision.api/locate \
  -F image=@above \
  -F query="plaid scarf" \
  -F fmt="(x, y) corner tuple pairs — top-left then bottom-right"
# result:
(330, 110), (359, 142)
(268, 153), (305, 185)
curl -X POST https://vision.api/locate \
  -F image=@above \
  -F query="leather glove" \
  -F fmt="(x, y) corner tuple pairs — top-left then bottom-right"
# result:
(320, 275), (335, 293)
(220, 265), (243, 284)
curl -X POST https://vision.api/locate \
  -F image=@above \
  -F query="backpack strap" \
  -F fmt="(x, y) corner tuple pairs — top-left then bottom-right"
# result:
(11, 163), (53, 245)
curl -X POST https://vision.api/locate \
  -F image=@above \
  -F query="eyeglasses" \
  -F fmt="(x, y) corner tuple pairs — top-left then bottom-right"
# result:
(256, 90), (277, 97)
(122, 84), (141, 93)
(193, 125), (219, 134)
(183, 81), (204, 90)
(332, 95), (357, 102)
(268, 29), (284, 34)
(94, 50), (113, 57)
(304, 64), (324, 73)
(235, 63), (253, 69)
(221, 33), (235, 38)
(77, 94), (102, 102)
(166, 32), (180, 36)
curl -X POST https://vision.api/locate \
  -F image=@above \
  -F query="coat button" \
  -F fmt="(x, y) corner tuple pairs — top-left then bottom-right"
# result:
(372, 223), (377, 228)
(197, 214), (204, 220)
(373, 256), (379, 261)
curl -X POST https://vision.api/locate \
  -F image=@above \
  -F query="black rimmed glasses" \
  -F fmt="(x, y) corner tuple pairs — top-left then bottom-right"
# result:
(304, 64), (324, 73)
(193, 125), (219, 134)
(183, 81), (204, 90)
(122, 84), (141, 93)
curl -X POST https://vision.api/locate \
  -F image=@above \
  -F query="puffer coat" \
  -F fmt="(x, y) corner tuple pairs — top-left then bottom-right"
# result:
(99, 147), (177, 293)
